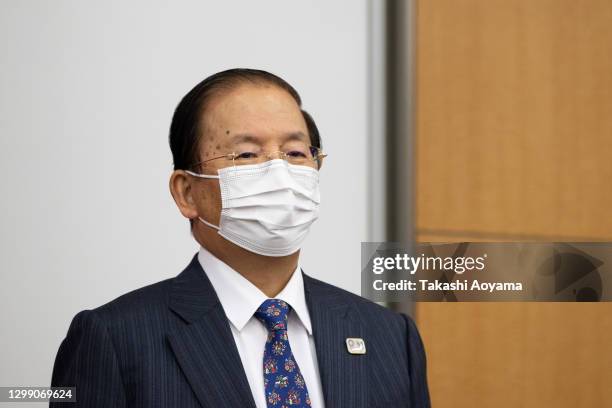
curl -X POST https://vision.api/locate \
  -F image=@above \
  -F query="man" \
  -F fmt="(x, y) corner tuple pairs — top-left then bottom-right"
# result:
(50, 69), (430, 407)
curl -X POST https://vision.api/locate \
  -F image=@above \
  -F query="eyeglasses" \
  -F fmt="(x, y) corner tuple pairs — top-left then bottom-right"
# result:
(190, 145), (327, 170)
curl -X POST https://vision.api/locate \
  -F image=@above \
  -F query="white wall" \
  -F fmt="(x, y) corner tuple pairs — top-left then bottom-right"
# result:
(0, 0), (368, 387)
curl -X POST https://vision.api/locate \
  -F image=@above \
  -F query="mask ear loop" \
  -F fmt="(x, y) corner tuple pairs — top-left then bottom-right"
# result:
(183, 170), (222, 230)
(183, 170), (219, 179)
(198, 216), (220, 231)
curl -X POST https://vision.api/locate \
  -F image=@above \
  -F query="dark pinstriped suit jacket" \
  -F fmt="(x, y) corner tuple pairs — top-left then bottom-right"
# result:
(50, 254), (430, 407)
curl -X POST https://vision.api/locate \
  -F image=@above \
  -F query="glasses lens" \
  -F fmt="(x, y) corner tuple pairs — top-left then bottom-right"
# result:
(230, 151), (262, 165)
(214, 145), (321, 168)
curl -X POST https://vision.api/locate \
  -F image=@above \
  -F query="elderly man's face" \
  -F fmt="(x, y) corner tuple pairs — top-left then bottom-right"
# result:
(192, 83), (312, 229)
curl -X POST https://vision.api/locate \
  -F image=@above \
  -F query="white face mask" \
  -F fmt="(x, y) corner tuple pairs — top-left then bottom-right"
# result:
(185, 159), (320, 257)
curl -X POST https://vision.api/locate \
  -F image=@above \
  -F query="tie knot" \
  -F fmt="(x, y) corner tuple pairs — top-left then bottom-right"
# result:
(255, 299), (290, 331)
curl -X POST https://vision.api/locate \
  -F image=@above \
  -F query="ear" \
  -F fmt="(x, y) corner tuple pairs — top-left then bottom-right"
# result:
(169, 170), (199, 220)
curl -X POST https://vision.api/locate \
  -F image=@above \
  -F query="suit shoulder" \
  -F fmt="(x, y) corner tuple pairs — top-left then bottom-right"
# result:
(303, 274), (406, 325)
(86, 277), (174, 324)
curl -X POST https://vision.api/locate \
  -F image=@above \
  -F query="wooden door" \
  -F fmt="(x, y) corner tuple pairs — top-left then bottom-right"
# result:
(414, 0), (612, 406)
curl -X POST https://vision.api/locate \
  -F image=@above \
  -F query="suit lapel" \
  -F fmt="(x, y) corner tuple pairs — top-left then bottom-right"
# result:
(167, 254), (256, 408)
(304, 273), (368, 408)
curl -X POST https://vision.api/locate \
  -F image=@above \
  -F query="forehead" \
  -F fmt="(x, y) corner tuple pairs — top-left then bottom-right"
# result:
(200, 84), (307, 146)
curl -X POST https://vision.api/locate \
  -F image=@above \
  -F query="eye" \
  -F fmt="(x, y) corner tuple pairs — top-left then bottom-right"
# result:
(286, 150), (307, 158)
(236, 151), (259, 159)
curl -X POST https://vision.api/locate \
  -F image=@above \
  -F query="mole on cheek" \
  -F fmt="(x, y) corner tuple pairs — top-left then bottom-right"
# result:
(215, 144), (221, 151)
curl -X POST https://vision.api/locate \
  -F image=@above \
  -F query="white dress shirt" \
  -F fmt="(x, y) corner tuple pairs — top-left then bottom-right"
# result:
(197, 246), (325, 408)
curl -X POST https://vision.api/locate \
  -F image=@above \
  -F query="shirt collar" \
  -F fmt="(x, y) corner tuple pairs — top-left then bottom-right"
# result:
(197, 246), (313, 335)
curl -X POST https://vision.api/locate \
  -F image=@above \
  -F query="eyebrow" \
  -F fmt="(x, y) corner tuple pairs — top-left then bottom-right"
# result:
(284, 131), (308, 142)
(229, 133), (260, 145)
(229, 131), (309, 145)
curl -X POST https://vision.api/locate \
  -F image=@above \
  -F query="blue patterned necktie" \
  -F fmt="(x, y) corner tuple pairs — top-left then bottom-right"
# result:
(255, 299), (311, 407)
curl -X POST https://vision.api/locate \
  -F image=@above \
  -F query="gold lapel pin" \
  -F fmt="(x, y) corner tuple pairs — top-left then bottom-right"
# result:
(345, 338), (366, 355)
